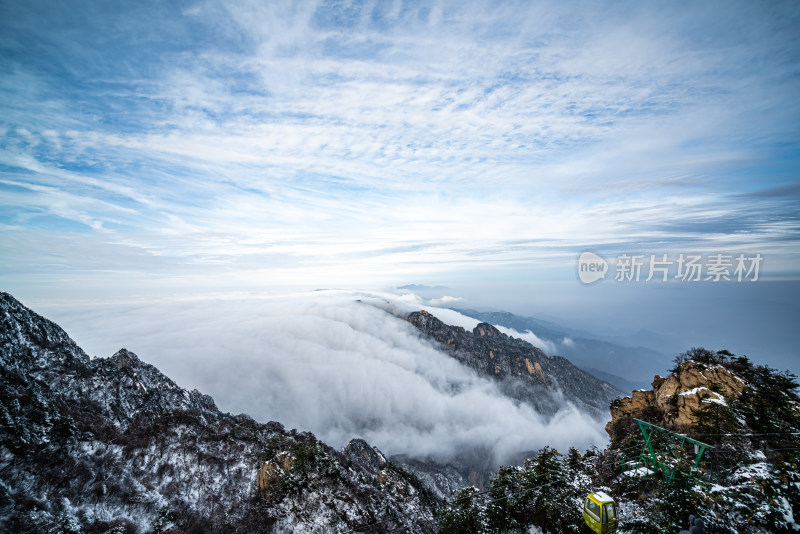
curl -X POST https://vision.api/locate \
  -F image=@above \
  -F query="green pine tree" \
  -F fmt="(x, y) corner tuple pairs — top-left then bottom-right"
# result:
(439, 487), (483, 534)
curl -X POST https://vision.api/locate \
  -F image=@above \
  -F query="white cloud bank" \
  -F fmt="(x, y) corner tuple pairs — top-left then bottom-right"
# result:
(57, 290), (608, 463)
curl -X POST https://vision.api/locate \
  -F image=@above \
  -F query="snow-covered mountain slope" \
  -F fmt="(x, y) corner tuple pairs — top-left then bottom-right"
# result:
(4, 292), (798, 533)
(0, 292), (440, 533)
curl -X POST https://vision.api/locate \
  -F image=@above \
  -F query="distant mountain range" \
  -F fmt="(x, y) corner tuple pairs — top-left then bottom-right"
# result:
(452, 308), (673, 390)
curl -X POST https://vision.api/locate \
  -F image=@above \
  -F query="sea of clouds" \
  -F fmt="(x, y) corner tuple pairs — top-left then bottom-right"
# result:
(54, 290), (609, 463)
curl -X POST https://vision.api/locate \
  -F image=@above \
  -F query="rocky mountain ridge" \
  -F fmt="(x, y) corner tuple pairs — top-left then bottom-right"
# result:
(0, 292), (440, 533)
(407, 310), (623, 416)
(451, 308), (672, 389)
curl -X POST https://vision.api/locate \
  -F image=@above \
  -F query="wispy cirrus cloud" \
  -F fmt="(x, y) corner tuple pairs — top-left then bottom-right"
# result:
(0, 0), (798, 297)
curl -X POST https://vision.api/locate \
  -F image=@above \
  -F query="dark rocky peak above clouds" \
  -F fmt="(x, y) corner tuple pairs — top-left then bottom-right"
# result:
(407, 309), (622, 416)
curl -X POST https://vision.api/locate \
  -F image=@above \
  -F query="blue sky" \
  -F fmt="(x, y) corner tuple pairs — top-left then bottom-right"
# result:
(1, 1), (799, 370)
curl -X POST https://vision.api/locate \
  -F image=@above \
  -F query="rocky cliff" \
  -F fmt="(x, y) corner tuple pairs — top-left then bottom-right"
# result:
(605, 359), (748, 444)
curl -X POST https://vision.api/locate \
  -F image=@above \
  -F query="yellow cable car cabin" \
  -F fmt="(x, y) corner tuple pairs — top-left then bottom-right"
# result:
(583, 491), (617, 534)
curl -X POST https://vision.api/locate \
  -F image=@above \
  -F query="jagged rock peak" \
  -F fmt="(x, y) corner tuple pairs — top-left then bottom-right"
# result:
(474, 322), (501, 337)
(408, 310), (541, 354)
(607, 360), (747, 438)
(110, 347), (141, 368)
(0, 291), (21, 307)
(0, 291), (89, 366)
(344, 437), (387, 470)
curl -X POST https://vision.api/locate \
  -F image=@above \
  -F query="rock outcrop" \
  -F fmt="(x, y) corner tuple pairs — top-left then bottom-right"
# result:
(606, 360), (747, 440)
(257, 451), (295, 498)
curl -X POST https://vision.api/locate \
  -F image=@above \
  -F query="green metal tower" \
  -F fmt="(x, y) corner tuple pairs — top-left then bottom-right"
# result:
(626, 418), (716, 483)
